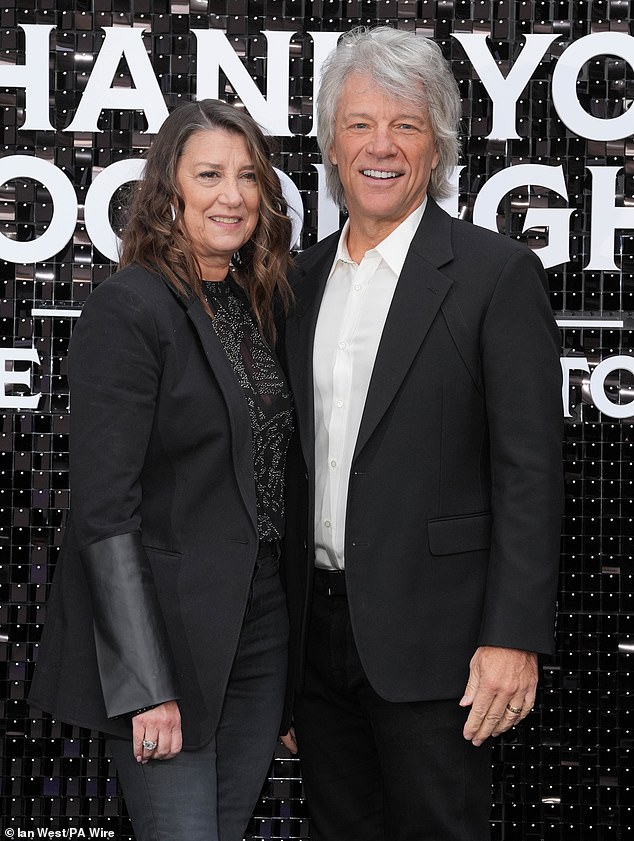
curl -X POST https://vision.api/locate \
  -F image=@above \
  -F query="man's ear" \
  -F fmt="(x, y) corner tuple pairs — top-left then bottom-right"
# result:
(328, 147), (337, 166)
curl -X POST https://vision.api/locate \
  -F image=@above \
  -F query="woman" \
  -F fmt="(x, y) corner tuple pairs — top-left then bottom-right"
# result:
(29, 99), (295, 841)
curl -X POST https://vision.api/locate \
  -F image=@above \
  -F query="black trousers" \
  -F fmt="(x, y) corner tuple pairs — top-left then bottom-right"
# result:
(293, 571), (493, 841)
(107, 549), (288, 841)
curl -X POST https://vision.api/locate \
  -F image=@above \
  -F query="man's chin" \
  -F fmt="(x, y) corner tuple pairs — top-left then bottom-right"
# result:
(348, 198), (413, 227)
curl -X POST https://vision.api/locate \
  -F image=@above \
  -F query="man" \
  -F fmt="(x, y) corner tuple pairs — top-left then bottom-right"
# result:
(280, 25), (563, 841)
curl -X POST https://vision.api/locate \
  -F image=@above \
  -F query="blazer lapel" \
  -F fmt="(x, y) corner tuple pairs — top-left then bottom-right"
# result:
(353, 200), (455, 460)
(186, 297), (258, 531)
(285, 233), (339, 471)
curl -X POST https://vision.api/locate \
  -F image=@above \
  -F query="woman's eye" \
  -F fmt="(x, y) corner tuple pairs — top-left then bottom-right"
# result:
(199, 170), (219, 179)
(241, 171), (257, 182)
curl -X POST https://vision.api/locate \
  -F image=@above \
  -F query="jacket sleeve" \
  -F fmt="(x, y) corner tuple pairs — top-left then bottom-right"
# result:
(82, 533), (179, 718)
(68, 275), (180, 717)
(477, 248), (564, 655)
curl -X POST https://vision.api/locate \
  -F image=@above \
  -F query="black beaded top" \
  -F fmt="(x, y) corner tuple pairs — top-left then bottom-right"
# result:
(203, 278), (293, 542)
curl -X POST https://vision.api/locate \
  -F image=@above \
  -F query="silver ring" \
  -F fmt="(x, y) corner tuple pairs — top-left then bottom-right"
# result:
(506, 703), (522, 715)
(142, 739), (157, 751)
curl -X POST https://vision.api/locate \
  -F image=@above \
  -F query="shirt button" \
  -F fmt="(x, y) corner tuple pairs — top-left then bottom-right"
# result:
(354, 284), (361, 291)
(336, 400), (343, 408)
(324, 520), (331, 528)
(338, 341), (346, 350)
(330, 459), (337, 468)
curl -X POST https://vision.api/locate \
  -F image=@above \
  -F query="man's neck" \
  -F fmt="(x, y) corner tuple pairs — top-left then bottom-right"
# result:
(344, 200), (427, 264)
(345, 221), (393, 264)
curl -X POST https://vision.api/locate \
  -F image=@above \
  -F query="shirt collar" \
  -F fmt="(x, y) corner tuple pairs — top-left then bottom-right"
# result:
(330, 197), (428, 277)
(375, 198), (427, 277)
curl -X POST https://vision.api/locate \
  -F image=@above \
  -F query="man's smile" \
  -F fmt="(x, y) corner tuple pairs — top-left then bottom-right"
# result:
(361, 169), (402, 179)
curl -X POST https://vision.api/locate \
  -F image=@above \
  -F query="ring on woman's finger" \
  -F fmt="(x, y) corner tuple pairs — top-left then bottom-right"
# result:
(142, 739), (157, 751)
(506, 703), (522, 715)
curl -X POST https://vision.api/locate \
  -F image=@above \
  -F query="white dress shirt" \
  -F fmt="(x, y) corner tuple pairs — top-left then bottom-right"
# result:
(313, 200), (427, 570)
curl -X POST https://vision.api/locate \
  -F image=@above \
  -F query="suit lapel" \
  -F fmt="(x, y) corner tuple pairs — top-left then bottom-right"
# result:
(285, 201), (456, 467)
(285, 233), (339, 471)
(186, 297), (258, 530)
(353, 200), (455, 460)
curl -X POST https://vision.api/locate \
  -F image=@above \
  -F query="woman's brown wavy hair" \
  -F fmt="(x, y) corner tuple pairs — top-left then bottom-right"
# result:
(118, 99), (293, 342)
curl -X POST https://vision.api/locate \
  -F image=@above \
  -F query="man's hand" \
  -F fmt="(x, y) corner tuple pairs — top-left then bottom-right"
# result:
(460, 646), (538, 746)
(132, 700), (182, 763)
(279, 727), (298, 754)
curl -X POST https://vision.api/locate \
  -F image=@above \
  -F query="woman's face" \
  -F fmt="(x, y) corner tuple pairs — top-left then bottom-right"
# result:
(175, 128), (260, 279)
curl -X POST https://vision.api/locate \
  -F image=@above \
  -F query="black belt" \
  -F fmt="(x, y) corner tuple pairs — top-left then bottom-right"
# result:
(314, 567), (347, 597)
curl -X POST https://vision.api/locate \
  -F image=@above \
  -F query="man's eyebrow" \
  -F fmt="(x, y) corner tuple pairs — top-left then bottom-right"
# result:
(342, 111), (424, 122)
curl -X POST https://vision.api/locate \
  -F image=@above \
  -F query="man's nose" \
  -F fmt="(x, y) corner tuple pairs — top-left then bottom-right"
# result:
(366, 127), (397, 157)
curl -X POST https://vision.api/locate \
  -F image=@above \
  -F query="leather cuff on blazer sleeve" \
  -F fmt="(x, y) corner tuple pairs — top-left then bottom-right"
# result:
(81, 532), (180, 719)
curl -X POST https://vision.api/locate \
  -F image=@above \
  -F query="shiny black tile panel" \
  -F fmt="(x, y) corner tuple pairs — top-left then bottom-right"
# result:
(1, 1), (632, 838)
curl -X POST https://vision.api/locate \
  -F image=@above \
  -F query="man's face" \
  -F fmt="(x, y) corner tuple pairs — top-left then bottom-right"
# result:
(329, 73), (440, 240)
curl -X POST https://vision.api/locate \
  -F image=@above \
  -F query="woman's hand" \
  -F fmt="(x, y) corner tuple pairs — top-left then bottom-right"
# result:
(132, 700), (182, 763)
(279, 727), (298, 754)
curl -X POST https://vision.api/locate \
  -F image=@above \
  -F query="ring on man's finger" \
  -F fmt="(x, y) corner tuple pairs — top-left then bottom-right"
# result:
(506, 703), (522, 715)
(142, 739), (157, 751)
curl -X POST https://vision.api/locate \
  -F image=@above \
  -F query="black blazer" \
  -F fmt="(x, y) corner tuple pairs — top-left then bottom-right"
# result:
(29, 266), (263, 749)
(282, 199), (563, 712)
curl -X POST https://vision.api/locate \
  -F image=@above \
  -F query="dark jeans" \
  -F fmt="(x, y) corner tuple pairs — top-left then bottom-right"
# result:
(108, 549), (288, 841)
(293, 571), (493, 841)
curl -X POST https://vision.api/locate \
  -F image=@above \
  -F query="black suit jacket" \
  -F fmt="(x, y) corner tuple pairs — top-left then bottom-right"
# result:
(282, 199), (563, 711)
(29, 266), (262, 749)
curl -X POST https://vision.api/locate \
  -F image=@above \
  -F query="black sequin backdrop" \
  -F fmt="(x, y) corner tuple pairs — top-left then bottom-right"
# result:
(1, 1), (633, 839)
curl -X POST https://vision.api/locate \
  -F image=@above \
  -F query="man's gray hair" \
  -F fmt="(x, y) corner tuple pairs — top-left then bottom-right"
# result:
(316, 26), (462, 209)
